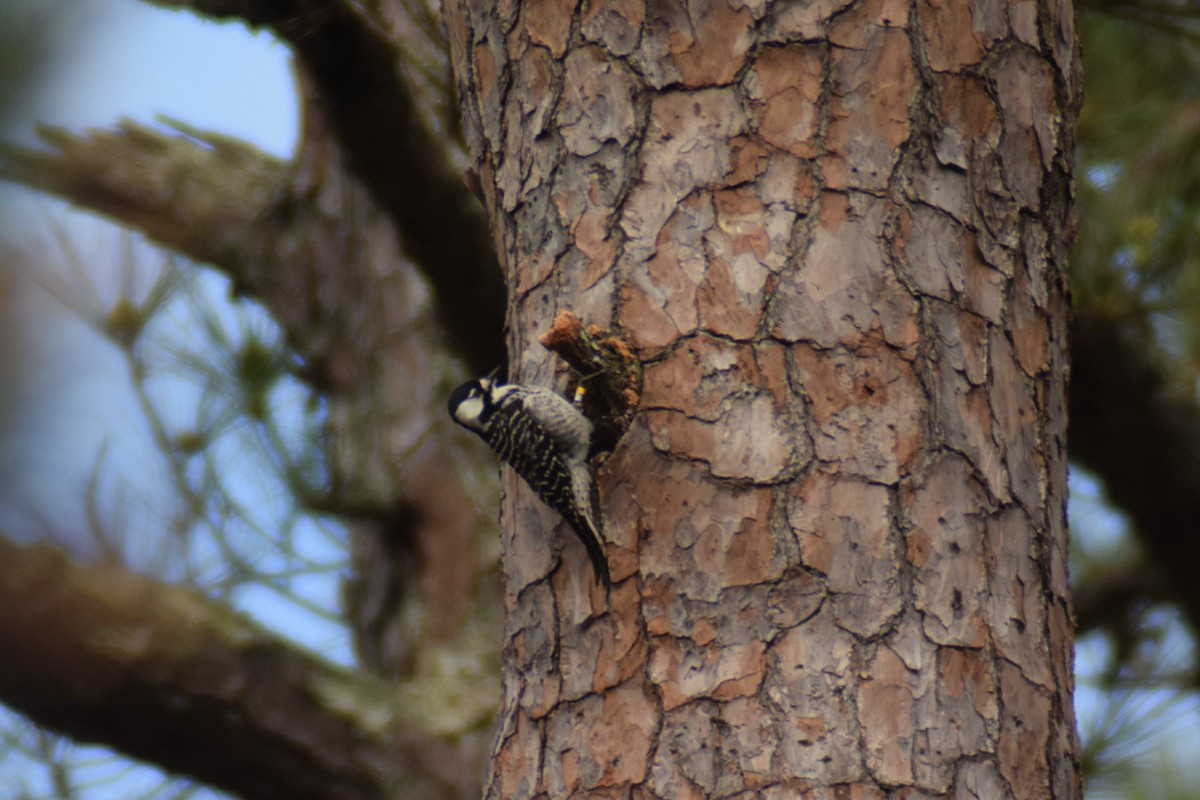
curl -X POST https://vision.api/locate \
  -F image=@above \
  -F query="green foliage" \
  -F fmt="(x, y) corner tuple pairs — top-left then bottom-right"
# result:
(1076, 11), (1200, 370)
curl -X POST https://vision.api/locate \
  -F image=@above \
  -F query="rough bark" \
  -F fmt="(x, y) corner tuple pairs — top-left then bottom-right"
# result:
(445, 0), (1082, 797)
(0, 537), (479, 800)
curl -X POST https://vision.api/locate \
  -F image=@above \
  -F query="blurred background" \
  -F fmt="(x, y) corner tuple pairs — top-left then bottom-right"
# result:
(1, 1), (1198, 797)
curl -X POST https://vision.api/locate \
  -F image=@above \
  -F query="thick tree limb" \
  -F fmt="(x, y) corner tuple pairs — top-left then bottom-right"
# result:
(0, 120), (283, 272)
(0, 536), (478, 800)
(145, 0), (506, 374)
(0, 120), (358, 396)
(0, 118), (442, 392)
(1070, 310), (1200, 634)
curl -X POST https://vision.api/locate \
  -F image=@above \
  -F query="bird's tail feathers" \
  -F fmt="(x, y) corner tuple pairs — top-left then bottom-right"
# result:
(568, 508), (611, 589)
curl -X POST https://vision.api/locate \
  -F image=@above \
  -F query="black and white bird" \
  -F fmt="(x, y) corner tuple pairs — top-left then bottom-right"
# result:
(448, 372), (611, 587)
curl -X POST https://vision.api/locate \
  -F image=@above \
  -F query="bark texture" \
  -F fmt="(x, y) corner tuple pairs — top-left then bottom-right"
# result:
(444, 0), (1082, 797)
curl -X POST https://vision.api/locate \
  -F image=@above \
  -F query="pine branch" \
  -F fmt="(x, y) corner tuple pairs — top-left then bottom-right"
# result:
(0, 536), (477, 800)
(0, 119), (283, 270)
(144, 0), (507, 373)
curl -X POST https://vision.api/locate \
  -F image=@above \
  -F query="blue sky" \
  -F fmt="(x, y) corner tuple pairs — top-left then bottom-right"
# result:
(10, 0), (297, 155)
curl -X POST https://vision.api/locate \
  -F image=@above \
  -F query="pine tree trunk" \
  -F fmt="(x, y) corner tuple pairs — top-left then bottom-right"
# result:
(445, 0), (1081, 796)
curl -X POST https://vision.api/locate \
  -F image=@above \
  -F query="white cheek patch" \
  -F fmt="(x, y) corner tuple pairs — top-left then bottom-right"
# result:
(454, 396), (486, 430)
